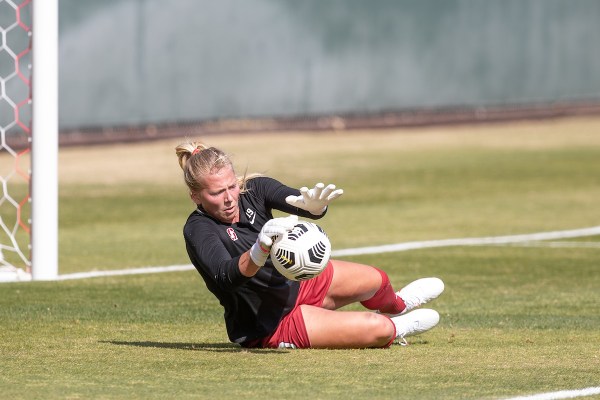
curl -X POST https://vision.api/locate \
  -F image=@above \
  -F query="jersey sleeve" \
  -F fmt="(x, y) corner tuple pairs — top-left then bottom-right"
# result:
(184, 216), (251, 291)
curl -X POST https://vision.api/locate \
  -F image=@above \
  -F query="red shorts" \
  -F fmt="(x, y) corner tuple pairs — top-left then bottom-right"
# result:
(257, 261), (334, 349)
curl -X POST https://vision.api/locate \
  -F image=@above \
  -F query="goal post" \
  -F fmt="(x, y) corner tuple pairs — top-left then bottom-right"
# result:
(0, 0), (58, 282)
(31, 0), (58, 280)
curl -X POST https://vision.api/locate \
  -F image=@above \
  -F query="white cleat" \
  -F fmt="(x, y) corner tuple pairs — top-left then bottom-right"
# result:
(391, 308), (440, 346)
(397, 277), (445, 314)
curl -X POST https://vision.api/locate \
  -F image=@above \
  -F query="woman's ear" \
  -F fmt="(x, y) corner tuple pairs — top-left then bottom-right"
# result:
(190, 191), (201, 205)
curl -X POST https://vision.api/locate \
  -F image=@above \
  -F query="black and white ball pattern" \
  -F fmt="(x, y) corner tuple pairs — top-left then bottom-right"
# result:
(270, 221), (331, 281)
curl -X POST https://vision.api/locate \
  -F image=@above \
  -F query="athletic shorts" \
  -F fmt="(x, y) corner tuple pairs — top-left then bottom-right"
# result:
(250, 261), (334, 349)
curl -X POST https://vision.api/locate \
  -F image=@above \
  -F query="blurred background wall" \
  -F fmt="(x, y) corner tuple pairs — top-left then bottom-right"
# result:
(58, 0), (600, 131)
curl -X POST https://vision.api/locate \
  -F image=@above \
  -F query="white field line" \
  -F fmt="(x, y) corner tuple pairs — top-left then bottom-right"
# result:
(502, 386), (600, 400)
(54, 225), (600, 281)
(56, 264), (195, 281)
(331, 225), (600, 257)
(486, 241), (600, 249)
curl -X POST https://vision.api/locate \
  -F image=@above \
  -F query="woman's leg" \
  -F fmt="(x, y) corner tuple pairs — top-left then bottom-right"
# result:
(300, 305), (395, 349)
(321, 259), (380, 309)
(322, 259), (405, 314)
(268, 262), (444, 349)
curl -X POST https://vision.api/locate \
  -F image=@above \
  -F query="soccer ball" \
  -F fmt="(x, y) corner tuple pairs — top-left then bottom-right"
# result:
(270, 221), (331, 281)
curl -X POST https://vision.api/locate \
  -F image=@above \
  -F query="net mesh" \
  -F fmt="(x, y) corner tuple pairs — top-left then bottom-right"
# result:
(0, 0), (32, 281)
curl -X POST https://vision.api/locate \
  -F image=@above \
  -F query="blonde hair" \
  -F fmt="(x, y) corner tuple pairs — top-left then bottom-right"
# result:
(175, 140), (259, 193)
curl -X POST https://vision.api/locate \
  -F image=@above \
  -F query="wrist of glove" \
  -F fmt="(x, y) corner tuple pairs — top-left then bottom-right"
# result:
(249, 241), (271, 268)
(285, 183), (344, 215)
(249, 215), (298, 267)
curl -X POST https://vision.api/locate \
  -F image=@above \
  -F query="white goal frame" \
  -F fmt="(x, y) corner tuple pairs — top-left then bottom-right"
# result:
(30, 0), (59, 280)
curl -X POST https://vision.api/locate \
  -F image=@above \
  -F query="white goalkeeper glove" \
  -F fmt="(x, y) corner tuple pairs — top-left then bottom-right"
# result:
(285, 183), (344, 215)
(249, 215), (298, 267)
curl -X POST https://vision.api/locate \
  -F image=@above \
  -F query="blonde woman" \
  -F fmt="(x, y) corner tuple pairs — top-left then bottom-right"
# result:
(176, 141), (444, 349)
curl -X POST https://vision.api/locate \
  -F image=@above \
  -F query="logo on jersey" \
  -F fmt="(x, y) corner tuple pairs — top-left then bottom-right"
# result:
(226, 227), (238, 241)
(245, 208), (256, 224)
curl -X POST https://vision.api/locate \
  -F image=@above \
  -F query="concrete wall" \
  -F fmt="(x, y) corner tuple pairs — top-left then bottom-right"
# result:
(58, 0), (600, 129)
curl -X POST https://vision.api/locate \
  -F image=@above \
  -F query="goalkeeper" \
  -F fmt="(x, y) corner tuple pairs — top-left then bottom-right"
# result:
(176, 140), (444, 349)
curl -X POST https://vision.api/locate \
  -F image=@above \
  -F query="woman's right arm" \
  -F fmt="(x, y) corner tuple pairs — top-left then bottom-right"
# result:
(184, 220), (252, 290)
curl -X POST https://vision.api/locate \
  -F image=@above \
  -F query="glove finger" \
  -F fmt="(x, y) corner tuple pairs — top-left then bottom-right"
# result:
(312, 183), (324, 200)
(263, 226), (288, 240)
(258, 231), (274, 247)
(282, 214), (299, 228)
(285, 194), (301, 207)
(269, 215), (298, 232)
(262, 235), (273, 247)
(319, 184), (336, 200)
(326, 188), (344, 201)
(300, 187), (312, 203)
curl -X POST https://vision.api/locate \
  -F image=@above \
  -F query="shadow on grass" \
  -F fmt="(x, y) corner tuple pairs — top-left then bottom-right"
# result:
(100, 340), (288, 353)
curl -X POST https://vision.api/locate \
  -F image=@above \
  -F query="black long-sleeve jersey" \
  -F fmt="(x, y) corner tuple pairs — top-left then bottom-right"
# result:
(183, 176), (324, 344)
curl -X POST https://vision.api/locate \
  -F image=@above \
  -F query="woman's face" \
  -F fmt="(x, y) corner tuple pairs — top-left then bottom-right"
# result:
(192, 166), (240, 224)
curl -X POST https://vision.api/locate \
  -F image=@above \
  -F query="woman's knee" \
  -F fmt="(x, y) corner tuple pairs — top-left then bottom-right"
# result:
(364, 313), (396, 346)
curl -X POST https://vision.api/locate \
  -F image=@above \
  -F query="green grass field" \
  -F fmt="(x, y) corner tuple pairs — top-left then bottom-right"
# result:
(1, 117), (599, 399)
